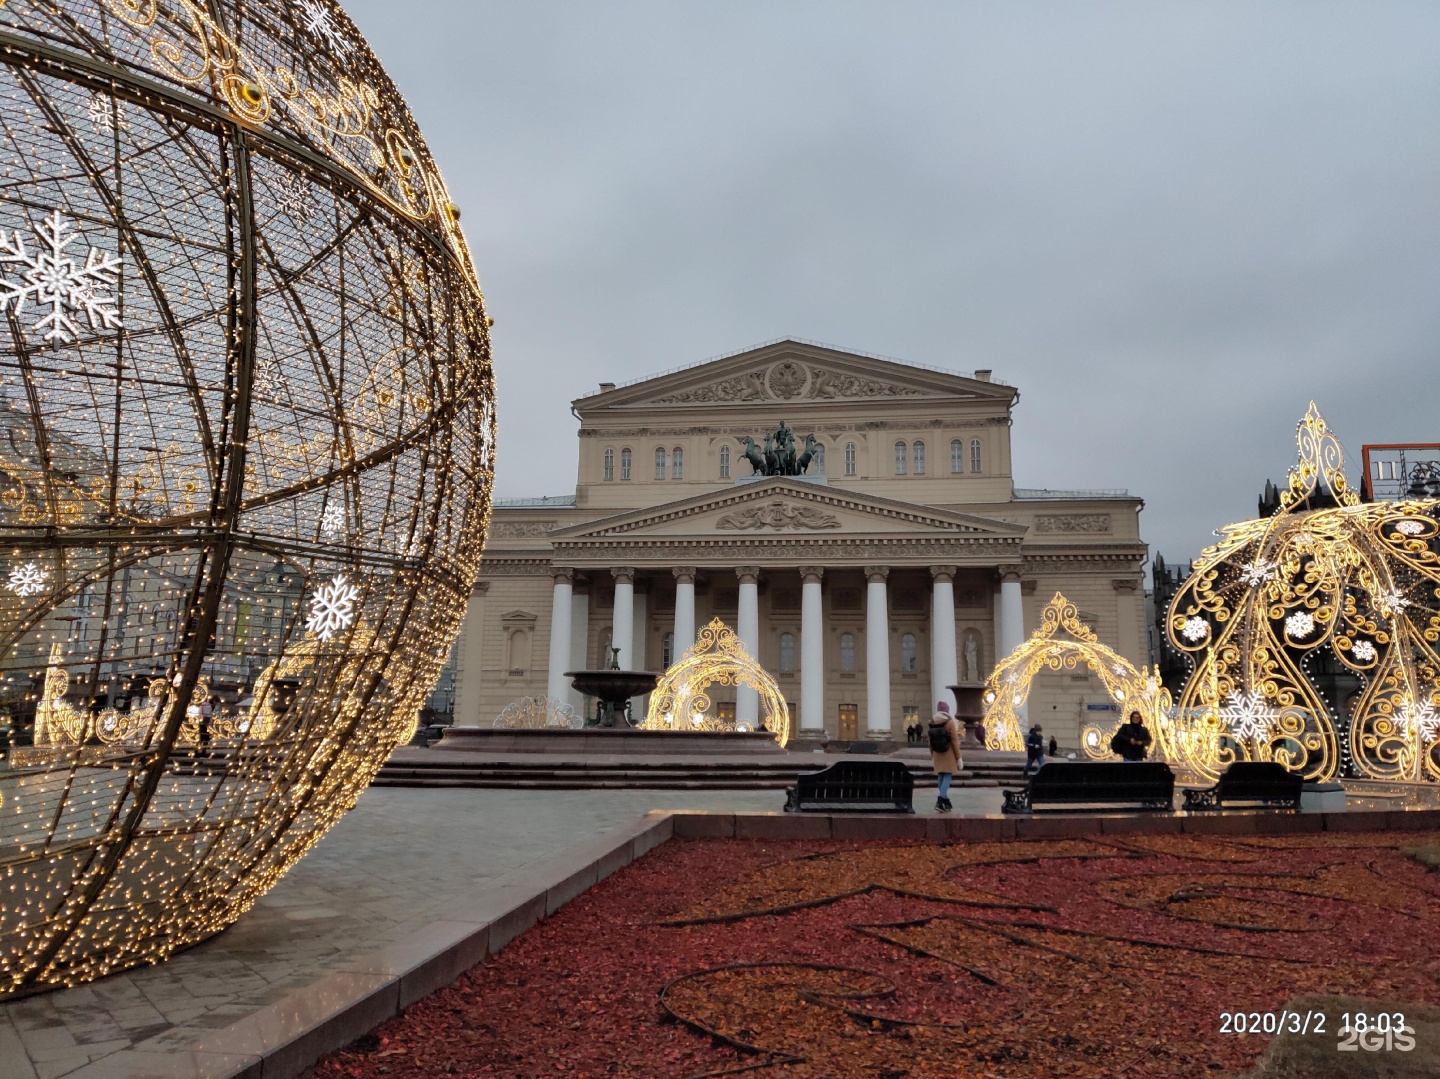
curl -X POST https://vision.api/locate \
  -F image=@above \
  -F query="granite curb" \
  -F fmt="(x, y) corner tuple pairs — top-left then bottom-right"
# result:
(63, 804), (1440, 1079)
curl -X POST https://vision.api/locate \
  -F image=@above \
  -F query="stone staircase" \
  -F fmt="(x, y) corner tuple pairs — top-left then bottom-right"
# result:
(373, 747), (1028, 791)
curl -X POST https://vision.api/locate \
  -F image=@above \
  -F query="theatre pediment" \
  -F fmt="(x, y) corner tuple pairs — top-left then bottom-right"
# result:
(550, 480), (1025, 541)
(574, 340), (1014, 412)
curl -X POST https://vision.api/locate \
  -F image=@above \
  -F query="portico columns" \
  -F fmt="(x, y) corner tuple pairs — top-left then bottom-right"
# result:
(930, 566), (958, 712)
(611, 568), (635, 669)
(799, 566), (825, 732)
(996, 564), (1026, 720)
(546, 568), (574, 706)
(864, 565), (891, 733)
(672, 567), (697, 657)
(736, 567), (761, 727)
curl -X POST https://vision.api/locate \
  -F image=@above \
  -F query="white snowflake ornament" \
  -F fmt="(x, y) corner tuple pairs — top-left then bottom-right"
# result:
(1398, 699), (1440, 741)
(1284, 611), (1315, 639)
(1394, 520), (1426, 536)
(1375, 589), (1410, 617)
(299, 0), (354, 57)
(306, 573), (360, 641)
(319, 504), (345, 540)
(6, 561), (47, 597)
(1218, 690), (1278, 743)
(1239, 559), (1277, 588)
(273, 172), (314, 221)
(86, 92), (127, 134)
(1351, 640), (1377, 662)
(1181, 616), (1209, 642)
(0, 210), (123, 343)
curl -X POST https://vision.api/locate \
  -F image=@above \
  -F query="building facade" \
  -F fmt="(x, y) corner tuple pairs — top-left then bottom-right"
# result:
(454, 340), (1148, 744)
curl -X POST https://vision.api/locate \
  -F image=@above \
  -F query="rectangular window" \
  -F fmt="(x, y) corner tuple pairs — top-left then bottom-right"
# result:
(604, 448), (614, 481)
(894, 441), (907, 475)
(844, 442), (856, 476)
(621, 448), (632, 480)
(719, 445), (730, 479)
(654, 447), (666, 480)
(672, 447), (684, 479)
(913, 441), (925, 475)
(950, 439), (962, 473)
(970, 438), (982, 473)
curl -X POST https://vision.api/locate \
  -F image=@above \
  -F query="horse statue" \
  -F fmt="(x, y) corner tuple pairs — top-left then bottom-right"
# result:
(739, 436), (767, 476)
(796, 433), (818, 474)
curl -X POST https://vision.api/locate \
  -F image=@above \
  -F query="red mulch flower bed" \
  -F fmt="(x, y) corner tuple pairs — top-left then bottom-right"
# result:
(311, 830), (1440, 1078)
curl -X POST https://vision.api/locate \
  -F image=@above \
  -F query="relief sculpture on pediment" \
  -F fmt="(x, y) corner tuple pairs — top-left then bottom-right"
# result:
(653, 361), (928, 404)
(714, 498), (843, 531)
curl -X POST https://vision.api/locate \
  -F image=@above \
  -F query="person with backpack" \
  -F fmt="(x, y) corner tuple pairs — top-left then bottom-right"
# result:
(928, 701), (963, 812)
(1110, 711), (1153, 761)
(1023, 723), (1045, 775)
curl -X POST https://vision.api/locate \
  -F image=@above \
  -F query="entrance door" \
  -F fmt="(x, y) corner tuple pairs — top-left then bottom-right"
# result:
(838, 704), (858, 741)
(718, 702), (735, 724)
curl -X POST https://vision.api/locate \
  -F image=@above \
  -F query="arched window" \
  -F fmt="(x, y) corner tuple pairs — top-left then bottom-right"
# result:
(970, 438), (982, 473)
(719, 444), (731, 479)
(779, 632), (796, 672)
(950, 439), (962, 473)
(654, 447), (666, 480)
(672, 447), (684, 479)
(840, 632), (856, 672)
(894, 441), (907, 475)
(603, 447), (615, 481)
(662, 631), (674, 668)
(900, 632), (917, 672)
(620, 448), (632, 480)
(913, 441), (925, 475)
(844, 442), (857, 476)
(812, 444), (825, 473)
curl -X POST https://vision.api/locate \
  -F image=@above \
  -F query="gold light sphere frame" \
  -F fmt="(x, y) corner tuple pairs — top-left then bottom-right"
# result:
(982, 592), (1173, 759)
(1166, 403), (1439, 783)
(644, 618), (792, 746)
(0, 0), (494, 998)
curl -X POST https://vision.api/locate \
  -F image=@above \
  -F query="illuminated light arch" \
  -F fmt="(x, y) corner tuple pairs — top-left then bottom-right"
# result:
(1167, 402), (1440, 783)
(983, 592), (1173, 759)
(644, 618), (791, 747)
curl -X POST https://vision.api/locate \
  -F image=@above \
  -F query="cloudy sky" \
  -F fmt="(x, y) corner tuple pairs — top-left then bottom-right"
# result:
(345, 0), (1440, 563)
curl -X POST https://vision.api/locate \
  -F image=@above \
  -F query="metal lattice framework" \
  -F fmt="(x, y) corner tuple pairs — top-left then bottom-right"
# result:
(0, 0), (494, 998)
(643, 618), (791, 747)
(494, 696), (580, 730)
(982, 592), (1173, 757)
(1166, 404), (1440, 783)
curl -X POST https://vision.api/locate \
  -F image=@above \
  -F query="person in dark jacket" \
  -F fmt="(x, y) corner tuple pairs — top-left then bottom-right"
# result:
(1048, 735), (1058, 757)
(1023, 724), (1045, 776)
(1111, 711), (1153, 761)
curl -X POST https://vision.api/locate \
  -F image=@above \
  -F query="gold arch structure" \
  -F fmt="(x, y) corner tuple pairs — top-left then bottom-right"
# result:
(983, 593), (1173, 759)
(1167, 403), (1440, 783)
(644, 618), (791, 747)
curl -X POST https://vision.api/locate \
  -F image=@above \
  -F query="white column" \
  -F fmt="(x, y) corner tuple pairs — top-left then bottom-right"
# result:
(672, 567), (696, 659)
(864, 565), (891, 733)
(452, 582), (489, 726)
(611, 568), (635, 669)
(799, 566), (825, 732)
(546, 569), (573, 706)
(997, 565), (1026, 720)
(736, 566), (760, 727)
(930, 565), (958, 712)
(568, 584), (589, 712)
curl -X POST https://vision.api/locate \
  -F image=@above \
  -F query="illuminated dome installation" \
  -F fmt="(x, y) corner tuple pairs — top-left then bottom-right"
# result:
(0, 0), (494, 997)
(1166, 404), (1439, 783)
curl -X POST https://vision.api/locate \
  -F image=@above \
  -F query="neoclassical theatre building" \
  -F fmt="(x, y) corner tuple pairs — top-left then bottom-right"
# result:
(453, 340), (1148, 744)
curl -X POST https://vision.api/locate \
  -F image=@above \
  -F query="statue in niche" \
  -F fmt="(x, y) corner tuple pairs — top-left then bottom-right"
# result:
(963, 633), (980, 684)
(739, 421), (818, 476)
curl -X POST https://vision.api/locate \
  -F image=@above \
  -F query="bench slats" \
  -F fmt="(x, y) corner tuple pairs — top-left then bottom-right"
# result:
(1003, 761), (1175, 814)
(1182, 762), (1302, 810)
(784, 760), (915, 814)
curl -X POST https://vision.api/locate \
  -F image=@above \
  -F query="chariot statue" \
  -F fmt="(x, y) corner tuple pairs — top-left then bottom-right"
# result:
(739, 421), (818, 477)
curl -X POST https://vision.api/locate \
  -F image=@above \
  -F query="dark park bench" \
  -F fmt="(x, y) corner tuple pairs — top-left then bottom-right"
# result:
(1002, 761), (1175, 814)
(784, 760), (915, 813)
(1182, 761), (1303, 811)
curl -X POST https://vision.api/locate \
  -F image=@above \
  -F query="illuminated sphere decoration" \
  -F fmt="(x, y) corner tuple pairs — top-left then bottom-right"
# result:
(0, 0), (494, 998)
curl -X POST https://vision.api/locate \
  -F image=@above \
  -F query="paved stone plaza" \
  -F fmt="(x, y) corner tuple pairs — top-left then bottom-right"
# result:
(0, 786), (1006, 1079)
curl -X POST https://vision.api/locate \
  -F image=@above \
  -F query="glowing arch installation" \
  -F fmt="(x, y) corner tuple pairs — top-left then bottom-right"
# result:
(983, 592), (1172, 758)
(644, 618), (791, 747)
(1166, 403), (1440, 783)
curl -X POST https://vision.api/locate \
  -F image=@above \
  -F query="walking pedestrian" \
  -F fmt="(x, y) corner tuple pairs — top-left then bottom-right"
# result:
(1023, 723), (1045, 776)
(1110, 711), (1153, 761)
(1048, 734), (1058, 757)
(928, 700), (963, 813)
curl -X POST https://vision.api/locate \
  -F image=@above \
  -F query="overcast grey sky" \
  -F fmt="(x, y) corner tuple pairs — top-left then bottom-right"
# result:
(344, 0), (1440, 563)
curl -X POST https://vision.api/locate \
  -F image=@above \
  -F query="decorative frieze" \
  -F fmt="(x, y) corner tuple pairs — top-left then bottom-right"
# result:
(489, 520), (558, 537)
(1034, 513), (1112, 534)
